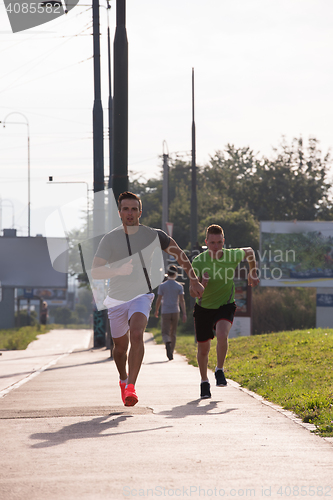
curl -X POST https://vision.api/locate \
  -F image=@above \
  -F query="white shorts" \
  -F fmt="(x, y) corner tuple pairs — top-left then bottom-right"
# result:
(107, 293), (154, 339)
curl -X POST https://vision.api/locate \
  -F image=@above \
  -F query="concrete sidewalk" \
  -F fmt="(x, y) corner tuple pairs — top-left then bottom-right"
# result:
(0, 329), (332, 500)
(0, 329), (93, 396)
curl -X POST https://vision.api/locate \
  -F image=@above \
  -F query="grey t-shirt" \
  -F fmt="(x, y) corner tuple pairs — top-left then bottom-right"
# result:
(157, 279), (184, 314)
(95, 224), (170, 302)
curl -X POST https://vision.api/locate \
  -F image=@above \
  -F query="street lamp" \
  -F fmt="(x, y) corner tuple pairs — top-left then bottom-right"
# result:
(1, 112), (31, 237)
(47, 178), (90, 238)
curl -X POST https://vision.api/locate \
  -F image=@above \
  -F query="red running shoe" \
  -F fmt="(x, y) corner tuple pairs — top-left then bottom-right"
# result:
(124, 384), (138, 407)
(119, 381), (126, 403)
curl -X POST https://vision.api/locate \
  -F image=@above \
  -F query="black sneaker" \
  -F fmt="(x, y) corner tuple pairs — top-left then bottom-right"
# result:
(200, 381), (211, 399)
(215, 369), (227, 386)
(166, 342), (173, 360)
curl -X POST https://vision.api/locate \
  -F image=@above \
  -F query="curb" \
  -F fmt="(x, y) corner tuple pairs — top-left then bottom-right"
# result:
(227, 378), (333, 446)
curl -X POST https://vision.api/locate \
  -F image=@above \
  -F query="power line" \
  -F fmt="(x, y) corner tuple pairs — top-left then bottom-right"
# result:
(0, 24), (92, 94)
(0, 136), (92, 152)
(128, 155), (159, 166)
(5, 55), (93, 93)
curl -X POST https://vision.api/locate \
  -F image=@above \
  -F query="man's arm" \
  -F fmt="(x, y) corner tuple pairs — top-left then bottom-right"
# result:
(154, 295), (162, 318)
(242, 248), (260, 287)
(179, 294), (187, 323)
(91, 256), (133, 280)
(163, 238), (204, 298)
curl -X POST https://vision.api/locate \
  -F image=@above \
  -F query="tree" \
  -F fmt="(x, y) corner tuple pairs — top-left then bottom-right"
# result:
(203, 145), (256, 213)
(71, 136), (332, 266)
(205, 137), (333, 222)
(72, 304), (89, 324)
(200, 207), (259, 252)
(54, 307), (72, 325)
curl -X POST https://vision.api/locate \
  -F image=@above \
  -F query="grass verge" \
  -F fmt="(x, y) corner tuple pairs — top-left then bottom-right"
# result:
(150, 326), (333, 437)
(0, 324), (91, 351)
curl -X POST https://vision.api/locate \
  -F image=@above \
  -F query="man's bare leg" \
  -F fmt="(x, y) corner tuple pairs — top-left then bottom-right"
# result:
(215, 320), (232, 369)
(127, 312), (148, 386)
(197, 339), (211, 381)
(112, 332), (129, 381)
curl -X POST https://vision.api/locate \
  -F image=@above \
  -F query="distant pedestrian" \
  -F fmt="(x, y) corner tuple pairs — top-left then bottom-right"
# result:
(40, 301), (48, 325)
(191, 224), (259, 399)
(154, 265), (187, 360)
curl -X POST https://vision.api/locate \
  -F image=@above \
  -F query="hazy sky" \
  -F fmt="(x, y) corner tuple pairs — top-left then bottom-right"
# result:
(0, 0), (333, 237)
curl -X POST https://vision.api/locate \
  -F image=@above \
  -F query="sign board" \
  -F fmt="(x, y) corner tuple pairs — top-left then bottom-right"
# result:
(234, 279), (249, 315)
(17, 288), (68, 306)
(229, 317), (251, 338)
(0, 236), (68, 288)
(316, 287), (333, 328)
(260, 221), (333, 287)
(231, 272), (252, 337)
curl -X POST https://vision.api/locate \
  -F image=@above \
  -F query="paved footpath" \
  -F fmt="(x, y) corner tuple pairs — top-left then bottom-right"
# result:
(0, 329), (332, 500)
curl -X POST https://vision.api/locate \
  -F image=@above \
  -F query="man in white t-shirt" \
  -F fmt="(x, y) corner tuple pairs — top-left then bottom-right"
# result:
(91, 192), (204, 407)
(154, 265), (187, 360)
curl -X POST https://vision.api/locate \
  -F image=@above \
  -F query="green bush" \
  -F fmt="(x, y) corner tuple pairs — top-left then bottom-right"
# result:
(15, 310), (38, 327)
(54, 307), (73, 325)
(252, 287), (316, 334)
(0, 325), (46, 350)
(72, 304), (89, 324)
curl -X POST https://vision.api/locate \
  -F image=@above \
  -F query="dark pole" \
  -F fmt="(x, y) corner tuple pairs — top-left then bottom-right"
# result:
(106, 1), (114, 356)
(190, 68), (197, 253)
(93, 0), (106, 347)
(93, 0), (104, 198)
(162, 152), (169, 234)
(107, 9), (113, 194)
(107, 1), (114, 231)
(112, 0), (129, 202)
(162, 144), (169, 271)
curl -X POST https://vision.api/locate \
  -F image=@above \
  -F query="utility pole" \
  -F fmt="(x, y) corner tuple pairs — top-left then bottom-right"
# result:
(162, 141), (169, 271)
(107, 1), (114, 231)
(162, 142), (169, 235)
(112, 0), (128, 202)
(190, 68), (197, 254)
(92, 0), (106, 347)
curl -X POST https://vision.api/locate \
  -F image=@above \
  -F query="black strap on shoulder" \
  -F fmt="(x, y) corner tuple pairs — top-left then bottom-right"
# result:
(125, 232), (132, 257)
(125, 233), (153, 293)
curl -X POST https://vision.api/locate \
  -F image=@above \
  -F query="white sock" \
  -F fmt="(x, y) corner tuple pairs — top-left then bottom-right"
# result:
(201, 379), (209, 384)
(215, 367), (223, 373)
(120, 378), (128, 385)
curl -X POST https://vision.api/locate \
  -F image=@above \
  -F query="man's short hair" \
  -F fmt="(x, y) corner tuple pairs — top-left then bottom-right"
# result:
(206, 224), (224, 239)
(118, 191), (142, 211)
(167, 265), (178, 277)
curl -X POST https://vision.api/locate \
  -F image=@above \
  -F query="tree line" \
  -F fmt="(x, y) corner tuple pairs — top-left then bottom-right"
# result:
(130, 136), (333, 252)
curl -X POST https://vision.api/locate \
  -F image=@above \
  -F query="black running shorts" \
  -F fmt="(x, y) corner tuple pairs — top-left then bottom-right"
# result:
(193, 302), (237, 343)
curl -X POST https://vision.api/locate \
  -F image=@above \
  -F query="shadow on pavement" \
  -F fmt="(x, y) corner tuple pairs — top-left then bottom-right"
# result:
(144, 360), (169, 365)
(42, 355), (112, 374)
(155, 399), (238, 419)
(29, 414), (172, 449)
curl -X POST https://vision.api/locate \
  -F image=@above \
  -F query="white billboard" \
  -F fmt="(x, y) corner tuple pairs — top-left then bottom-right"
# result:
(0, 236), (68, 288)
(259, 221), (333, 287)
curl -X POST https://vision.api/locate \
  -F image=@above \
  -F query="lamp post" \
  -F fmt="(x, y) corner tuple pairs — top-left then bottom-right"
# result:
(47, 178), (90, 238)
(1, 112), (30, 237)
(112, 0), (128, 201)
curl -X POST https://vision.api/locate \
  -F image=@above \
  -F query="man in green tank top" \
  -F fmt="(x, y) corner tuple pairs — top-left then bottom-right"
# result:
(191, 224), (259, 399)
